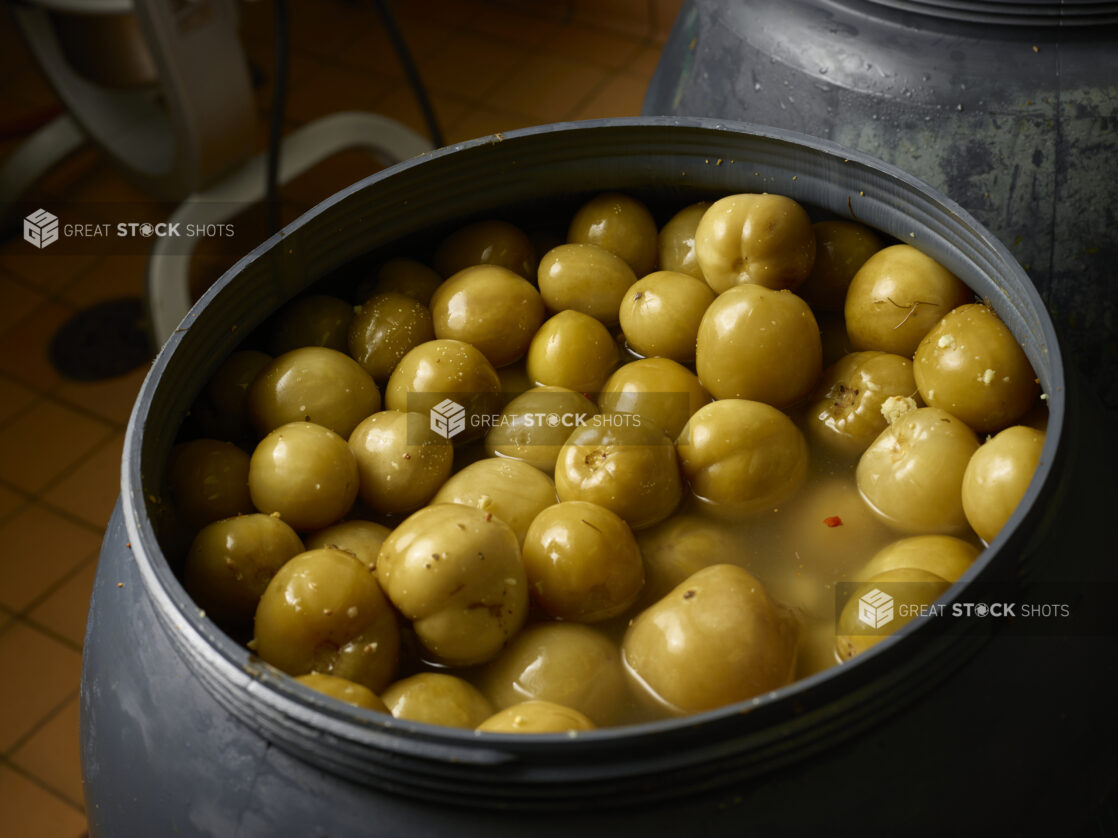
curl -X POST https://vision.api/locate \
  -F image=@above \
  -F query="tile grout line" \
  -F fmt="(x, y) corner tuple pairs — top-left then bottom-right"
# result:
(0, 759), (87, 819)
(0, 597), (92, 654)
(0, 287), (72, 349)
(18, 611), (88, 655)
(2, 684), (81, 759)
(36, 489), (117, 537)
(0, 337), (149, 438)
(0, 385), (43, 433)
(25, 421), (122, 504)
(0, 491), (31, 528)
(14, 252), (112, 306)
(44, 373), (150, 432)
(362, 30), (667, 140)
(0, 687), (87, 813)
(0, 229), (111, 306)
(302, 13), (659, 114)
(450, 44), (540, 128)
(555, 50), (669, 123)
(0, 475), (112, 540)
(0, 409), (122, 524)
(0, 378), (135, 437)
(346, 41), (534, 142)
(455, 13), (666, 125)
(13, 543), (102, 651)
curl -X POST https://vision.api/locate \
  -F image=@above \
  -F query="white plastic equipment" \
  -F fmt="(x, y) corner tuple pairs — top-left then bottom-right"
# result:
(5, 0), (433, 346)
(145, 111), (431, 344)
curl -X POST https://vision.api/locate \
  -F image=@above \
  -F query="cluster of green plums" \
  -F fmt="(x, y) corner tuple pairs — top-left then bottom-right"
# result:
(166, 190), (1047, 732)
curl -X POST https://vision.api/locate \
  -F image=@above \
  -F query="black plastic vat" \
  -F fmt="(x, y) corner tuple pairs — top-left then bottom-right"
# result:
(82, 118), (1117, 837)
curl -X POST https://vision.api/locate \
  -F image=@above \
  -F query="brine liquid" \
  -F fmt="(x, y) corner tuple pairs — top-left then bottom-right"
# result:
(446, 432), (984, 728)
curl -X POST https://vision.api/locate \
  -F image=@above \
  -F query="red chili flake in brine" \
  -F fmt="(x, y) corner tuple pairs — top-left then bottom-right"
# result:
(824, 516), (843, 528)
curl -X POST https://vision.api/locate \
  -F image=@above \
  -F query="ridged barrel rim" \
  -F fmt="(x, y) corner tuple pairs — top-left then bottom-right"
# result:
(837, 0), (1118, 25)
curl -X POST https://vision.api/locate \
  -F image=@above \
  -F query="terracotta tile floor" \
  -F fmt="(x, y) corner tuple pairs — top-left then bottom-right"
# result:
(0, 1), (681, 834)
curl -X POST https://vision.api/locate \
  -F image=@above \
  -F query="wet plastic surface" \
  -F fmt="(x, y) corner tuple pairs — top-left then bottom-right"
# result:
(644, 0), (1118, 408)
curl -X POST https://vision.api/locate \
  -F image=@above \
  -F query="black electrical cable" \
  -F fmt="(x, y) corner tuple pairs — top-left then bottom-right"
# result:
(266, 0), (290, 235)
(372, 0), (444, 148)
